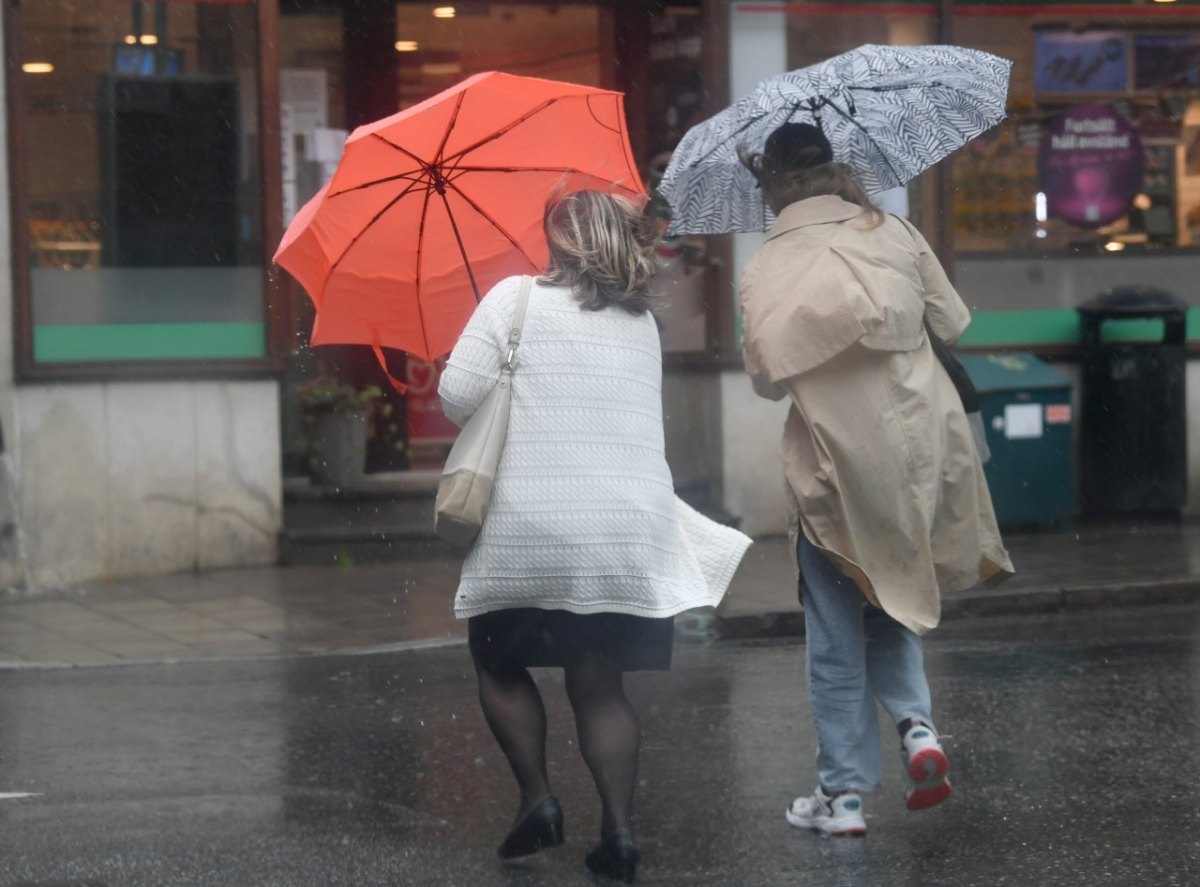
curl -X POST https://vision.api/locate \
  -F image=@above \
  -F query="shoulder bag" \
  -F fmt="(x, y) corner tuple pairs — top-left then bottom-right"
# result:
(434, 275), (533, 547)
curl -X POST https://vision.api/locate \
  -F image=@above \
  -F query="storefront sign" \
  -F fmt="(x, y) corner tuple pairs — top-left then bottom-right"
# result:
(1037, 104), (1144, 229)
(1134, 32), (1200, 91)
(1035, 32), (1128, 94)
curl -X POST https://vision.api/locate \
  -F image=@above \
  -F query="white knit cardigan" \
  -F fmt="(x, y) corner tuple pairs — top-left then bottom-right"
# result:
(439, 275), (751, 620)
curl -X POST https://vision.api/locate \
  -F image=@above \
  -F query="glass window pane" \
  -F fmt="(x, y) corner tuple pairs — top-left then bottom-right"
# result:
(19, 1), (264, 363)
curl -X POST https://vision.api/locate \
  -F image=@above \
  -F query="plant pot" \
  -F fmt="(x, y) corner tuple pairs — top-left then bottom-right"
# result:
(308, 409), (369, 487)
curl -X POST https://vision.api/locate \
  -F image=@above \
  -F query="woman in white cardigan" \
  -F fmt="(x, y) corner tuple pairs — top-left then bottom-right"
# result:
(439, 191), (749, 883)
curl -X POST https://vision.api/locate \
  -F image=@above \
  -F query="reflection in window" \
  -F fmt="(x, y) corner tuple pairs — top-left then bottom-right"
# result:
(19, 1), (264, 363)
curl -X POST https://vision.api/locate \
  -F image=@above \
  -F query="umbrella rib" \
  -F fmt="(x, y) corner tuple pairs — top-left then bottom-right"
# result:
(434, 187), (484, 305)
(441, 96), (566, 164)
(365, 132), (430, 167)
(328, 169), (427, 198)
(412, 181), (435, 359)
(327, 176), (426, 277)
(434, 90), (468, 167)
(442, 178), (542, 271)
(446, 165), (591, 177)
(584, 94), (623, 136)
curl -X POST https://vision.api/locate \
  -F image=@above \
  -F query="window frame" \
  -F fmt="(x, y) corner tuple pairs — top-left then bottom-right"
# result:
(6, 0), (287, 384)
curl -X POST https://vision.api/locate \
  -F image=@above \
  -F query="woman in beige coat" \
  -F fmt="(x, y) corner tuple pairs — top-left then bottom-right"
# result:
(738, 123), (1013, 837)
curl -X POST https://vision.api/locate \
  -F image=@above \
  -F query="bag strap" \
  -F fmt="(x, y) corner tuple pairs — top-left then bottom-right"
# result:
(889, 214), (981, 414)
(502, 275), (533, 372)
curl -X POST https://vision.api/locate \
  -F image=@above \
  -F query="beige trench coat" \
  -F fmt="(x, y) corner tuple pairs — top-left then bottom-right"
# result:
(740, 195), (1014, 635)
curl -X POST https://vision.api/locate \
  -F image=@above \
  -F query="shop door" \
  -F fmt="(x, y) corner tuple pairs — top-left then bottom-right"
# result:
(277, 0), (613, 476)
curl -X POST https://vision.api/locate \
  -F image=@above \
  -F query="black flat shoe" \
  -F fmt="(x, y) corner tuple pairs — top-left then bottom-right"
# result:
(585, 831), (639, 883)
(497, 796), (565, 859)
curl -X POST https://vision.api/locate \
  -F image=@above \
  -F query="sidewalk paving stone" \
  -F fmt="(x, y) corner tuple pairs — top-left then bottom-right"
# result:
(2, 521), (1198, 667)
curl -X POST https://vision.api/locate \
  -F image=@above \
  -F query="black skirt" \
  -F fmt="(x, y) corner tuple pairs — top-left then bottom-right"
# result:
(468, 608), (674, 672)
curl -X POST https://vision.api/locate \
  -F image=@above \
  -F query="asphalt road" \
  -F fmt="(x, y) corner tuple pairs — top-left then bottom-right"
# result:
(1, 603), (1198, 886)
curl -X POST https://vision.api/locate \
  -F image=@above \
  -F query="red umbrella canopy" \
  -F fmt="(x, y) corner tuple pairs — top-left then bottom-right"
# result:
(274, 71), (646, 365)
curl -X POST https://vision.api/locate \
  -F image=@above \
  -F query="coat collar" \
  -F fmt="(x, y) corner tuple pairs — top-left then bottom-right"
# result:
(766, 195), (867, 241)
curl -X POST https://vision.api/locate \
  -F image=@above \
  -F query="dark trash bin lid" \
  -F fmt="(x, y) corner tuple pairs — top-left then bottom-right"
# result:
(1077, 286), (1186, 319)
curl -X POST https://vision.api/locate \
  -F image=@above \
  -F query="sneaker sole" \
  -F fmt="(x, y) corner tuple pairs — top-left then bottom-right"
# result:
(906, 779), (952, 811)
(907, 747), (949, 784)
(785, 808), (867, 837)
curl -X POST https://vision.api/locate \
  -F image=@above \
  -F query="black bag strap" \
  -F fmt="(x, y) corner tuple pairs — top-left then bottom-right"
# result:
(889, 213), (980, 414)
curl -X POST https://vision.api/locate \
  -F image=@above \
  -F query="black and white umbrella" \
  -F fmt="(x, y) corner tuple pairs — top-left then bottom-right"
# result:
(658, 44), (1012, 235)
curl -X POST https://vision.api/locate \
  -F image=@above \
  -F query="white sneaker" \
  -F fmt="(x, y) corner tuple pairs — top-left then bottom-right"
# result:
(901, 722), (952, 811)
(785, 787), (867, 836)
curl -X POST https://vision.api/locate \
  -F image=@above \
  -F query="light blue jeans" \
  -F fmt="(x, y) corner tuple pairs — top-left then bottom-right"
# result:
(798, 534), (935, 793)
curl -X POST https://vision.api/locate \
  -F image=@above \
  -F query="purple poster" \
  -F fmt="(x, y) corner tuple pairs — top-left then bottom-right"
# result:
(1037, 104), (1144, 229)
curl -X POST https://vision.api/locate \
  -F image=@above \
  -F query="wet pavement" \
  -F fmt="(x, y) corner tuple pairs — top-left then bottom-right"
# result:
(3, 521), (1200, 666)
(1, 602), (1199, 886)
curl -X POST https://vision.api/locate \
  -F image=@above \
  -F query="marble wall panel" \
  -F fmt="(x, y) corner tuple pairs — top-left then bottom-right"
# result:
(15, 385), (109, 586)
(104, 383), (199, 577)
(195, 381), (281, 569)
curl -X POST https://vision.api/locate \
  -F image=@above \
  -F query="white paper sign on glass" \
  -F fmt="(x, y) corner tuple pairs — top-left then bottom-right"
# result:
(1004, 403), (1044, 439)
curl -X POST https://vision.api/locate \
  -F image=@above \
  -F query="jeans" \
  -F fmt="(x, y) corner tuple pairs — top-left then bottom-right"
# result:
(797, 533), (934, 793)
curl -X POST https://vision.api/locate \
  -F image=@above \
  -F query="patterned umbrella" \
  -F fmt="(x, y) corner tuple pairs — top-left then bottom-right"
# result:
(658, 45), (1012, 235)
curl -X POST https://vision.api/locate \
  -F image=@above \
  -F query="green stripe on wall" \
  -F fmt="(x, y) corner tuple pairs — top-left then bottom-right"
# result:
(34, 323), (266, 362)
(957, 308), (1200, 347)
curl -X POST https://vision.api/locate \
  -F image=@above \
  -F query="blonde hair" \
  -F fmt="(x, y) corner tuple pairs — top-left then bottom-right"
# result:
(537, 190), (658, 314)
(740, 145), (883, 228)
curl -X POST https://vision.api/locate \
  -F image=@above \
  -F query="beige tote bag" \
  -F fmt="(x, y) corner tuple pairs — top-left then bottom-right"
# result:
(435, 276), (532, 547)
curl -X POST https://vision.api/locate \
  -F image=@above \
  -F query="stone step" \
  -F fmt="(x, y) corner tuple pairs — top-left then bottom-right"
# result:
(279, 470), (739, 565)
(283, 471), (439, 532)
(279, 527), (458, 566)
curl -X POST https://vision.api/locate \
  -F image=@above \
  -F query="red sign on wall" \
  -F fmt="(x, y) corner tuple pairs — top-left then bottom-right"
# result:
(405, 358), (459, 446)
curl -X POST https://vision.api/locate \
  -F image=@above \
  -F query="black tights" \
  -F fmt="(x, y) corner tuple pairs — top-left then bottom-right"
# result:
(472, 650), (640, 838)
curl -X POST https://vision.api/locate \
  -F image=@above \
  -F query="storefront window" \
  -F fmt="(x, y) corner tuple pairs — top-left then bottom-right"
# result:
(951, 2), (1200, 347)
(13, 0), (266, 366)
(953, 3), (1200, 257)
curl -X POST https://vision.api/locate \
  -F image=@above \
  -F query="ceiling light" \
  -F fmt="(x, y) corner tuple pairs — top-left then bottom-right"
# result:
(1104, 240), (1125, 252)
(139, 34), (159, 46)
(433, 6), (456, 18)
(395, 40), (420, 52)
(1153, 0), (1178, 4)
(124, 34), (138, 45)
(22, 62), (54, 74)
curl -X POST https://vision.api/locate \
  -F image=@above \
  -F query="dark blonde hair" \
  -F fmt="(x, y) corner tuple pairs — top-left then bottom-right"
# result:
(537, 190), (658, 315)
(740, 127), (883, 228)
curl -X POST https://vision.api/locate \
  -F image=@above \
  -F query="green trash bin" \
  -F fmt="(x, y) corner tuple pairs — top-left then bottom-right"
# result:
(959, 353), (1074, 529)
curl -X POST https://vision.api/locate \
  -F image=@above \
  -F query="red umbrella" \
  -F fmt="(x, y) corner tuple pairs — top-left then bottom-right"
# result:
(274, 71), (645, 384)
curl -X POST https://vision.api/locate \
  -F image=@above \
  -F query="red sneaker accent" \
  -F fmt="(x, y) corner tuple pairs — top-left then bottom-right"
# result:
(907, 746), (949, 783)
(906, 779), (952, 811)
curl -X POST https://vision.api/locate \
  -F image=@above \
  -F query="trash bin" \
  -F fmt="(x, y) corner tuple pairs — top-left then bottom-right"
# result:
(1077, 287), (1187, 519)
(959, 354), (1074, 529)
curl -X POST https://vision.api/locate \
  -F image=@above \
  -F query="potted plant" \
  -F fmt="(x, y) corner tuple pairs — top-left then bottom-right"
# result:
(296, 378), (394, 487)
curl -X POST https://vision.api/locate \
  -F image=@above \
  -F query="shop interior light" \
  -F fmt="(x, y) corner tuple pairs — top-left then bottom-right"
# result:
(422, 62), (463, 76)
(124, 34), (138, 45)
(433, 6), (456, 17)
(1133, 193), (1153, 211)
(1034, 191), (1047, 224)
(21, 62), (54, 74)
(1104, 240), (1126, 252)
(395, 40), (420, 52)
(1152, 0), (1177, 4)
(139, 34), (159, 45)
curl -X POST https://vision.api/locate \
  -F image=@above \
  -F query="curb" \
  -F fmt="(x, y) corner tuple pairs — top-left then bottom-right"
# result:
(706, 577), (1200, 641)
